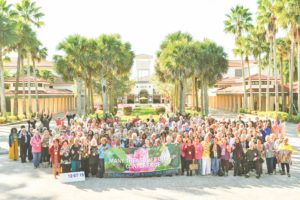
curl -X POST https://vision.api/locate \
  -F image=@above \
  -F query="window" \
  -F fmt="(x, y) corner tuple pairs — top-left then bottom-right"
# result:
(235, 69), (242, 77)
(38, 83), (43, 87)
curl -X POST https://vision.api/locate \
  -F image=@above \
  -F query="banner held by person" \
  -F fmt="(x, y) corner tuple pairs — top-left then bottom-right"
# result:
(104, 144), (181, 177)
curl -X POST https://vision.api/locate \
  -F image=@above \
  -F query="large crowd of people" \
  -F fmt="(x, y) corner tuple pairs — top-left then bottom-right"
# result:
(8, 110), (295, 179)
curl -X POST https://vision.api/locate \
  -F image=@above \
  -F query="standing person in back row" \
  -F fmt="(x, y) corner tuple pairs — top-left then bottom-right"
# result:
(8, 128), (19, 161)
(40, 110), (52, 131)
(19, 125), (30, 163)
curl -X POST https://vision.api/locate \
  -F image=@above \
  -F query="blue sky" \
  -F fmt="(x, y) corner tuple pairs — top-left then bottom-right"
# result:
(11, 0), (258, 60)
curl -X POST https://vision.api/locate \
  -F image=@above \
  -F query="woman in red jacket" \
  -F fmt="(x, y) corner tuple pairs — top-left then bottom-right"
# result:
(49, 138), (61, 179)
(184, 138), (195, 176)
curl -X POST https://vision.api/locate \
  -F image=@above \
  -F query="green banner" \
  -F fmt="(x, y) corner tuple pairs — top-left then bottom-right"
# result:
(104, 144), (181, 177)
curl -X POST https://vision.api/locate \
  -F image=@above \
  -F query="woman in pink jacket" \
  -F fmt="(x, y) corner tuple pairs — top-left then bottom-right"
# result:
(30, 130), (42, 168)
(194, 137), (203, 175)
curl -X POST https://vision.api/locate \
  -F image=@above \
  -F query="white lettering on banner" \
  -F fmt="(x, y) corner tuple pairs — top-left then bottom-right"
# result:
(60, 171), (85, 183)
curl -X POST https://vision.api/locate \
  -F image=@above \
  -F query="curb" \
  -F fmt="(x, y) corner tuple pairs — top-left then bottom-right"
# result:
(0, 120), (28, 127)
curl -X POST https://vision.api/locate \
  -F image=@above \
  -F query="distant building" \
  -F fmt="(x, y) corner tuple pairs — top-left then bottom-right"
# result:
(126, 54), (163, 104)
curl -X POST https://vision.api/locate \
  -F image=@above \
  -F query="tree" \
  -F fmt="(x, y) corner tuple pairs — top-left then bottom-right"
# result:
(13, 0), (44, 115)
(0, 0), (17, 115)
(96, 34), (134, 114)
(276, 37), (290, 112)
(257, 0), (278, 111)
(224, 5), (253, 109)
(156, 31), (195, 113)
(275, 0), (300, 115)
(30, 41), (47, 113)
(194, 39), (228, 116)
(249, 27), (269, 111)
(54, 35), (88, 115)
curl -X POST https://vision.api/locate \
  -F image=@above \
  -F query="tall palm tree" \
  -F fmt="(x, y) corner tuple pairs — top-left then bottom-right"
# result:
(96, 34), (134, 114)
(0, 0), (17, 116)
(276, 37), (290, 112)
(156, 31), (195, 113)
(276, 0), (300, 115)
(224, 5), (253, 109)
(13, 0), (44, 115)
(30, 41), (47, 114)
(249, 27), (268, 111)
(257, 0), (277, 111)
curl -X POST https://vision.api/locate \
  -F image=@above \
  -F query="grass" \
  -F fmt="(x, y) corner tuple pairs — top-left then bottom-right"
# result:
(121, 106), (159, 122)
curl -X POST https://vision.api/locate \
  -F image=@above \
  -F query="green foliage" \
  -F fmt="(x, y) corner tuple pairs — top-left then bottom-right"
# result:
(123, 106), (133, 116)
(239, 108), (251, 114)
(17, 114), (26, 120)
(257, 111), (288, 121)
(288, 115), (300, 123)
(7, 115), (17, 122)
(155, 107), (166, 114)
(0, 117), (6, 123)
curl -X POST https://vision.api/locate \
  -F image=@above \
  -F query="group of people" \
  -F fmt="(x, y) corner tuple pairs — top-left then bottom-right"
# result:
(8, 110), (295, 179)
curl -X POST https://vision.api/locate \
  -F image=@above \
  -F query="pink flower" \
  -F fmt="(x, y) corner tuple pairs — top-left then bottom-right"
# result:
(126, 148), (160, 172)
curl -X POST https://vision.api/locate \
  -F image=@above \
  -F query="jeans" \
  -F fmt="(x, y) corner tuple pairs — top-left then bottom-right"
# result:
(233, 159), (241, 175)
(211, 157), (219, 175)
(266, 157), (274, 174)
(97, 158), (105, 178)
(32, 152), (41, 168)
(281, 163), (290, 173)
(196, 159), (202, 175)
(71, 160), (80, 172)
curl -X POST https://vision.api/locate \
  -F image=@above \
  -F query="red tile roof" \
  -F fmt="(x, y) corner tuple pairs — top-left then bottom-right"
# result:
(5, 89), (73, 95)
(245, 74), (276, 80)
(228, 60), (256, 68)
(5, 76), (48, 83)
(4, 58), (53, 68)
(217, 85), (289, 95)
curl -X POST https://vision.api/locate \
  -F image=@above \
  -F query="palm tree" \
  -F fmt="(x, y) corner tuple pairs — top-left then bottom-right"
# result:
(249, 27), (268, 111)
(30, 41), (47, 114)
(244, 35), (254, 111)
(156, 31), (195, 113)
(257, 0), (278, 112)
(224, 5), (253, 109)
(275, 0), (300, 115)
(54, 35), (88, 115)
(96, 34), (134, 114)
(13, 0), (44, 115)
(276, 38), (290, 112)
(0, 0), (17, 116)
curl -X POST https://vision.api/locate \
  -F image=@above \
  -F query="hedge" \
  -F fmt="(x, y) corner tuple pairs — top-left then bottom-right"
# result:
(155, 107), (166, 114)
(287, 115), (300, 123)
(123, 106), (133, 116)
(7, 116), (17, 122)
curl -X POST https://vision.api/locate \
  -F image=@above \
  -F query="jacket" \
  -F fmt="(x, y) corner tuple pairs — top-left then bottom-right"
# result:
(232, 143), (244, 160)
(49, 144), (61, 164)
(30, 135), (42, 153)
(184, 144), (195, 161)
(210, 143), (221, 159)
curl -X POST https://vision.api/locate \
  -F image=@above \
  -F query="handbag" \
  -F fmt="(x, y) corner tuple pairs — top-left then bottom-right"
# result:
(189, 162), (198, 170)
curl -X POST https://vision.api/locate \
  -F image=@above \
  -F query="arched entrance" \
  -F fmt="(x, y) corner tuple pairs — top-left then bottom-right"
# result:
(139, 89), (149, 104)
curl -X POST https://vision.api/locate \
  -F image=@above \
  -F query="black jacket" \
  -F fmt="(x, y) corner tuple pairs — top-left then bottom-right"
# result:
(210, 143), (221, 159)
(232, 143), (244, 160)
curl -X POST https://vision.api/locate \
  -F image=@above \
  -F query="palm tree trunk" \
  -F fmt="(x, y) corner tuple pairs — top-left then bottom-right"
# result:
(108, 76), (113, 113)
(191, 76), (195, 110)
(179, 80), (185, 113)
(0, 47), (6, 115)
(85, 81), (90, 114)
(27, 57), (32, 113)
(258, 55), (262, 111)
(266, 41), (272, 111)
(21, 58), (26, 115)
(102, 79), (107, 115)
(297, 42), (300, 115)
(203, 80), (209, 116)
(33, 59), (39, 114)
(241, 55), (247, 109)
(75, 78), (82, 116)
(13, 46), (21, 116)
(200, 80), (204, 116)
(83, 83), (87, 115)
(274, 36), (279, 112)
(280, 57), (285, 112)
(90, 82), (94, 113)
(195, 77), (199, 111)
(288, 40), (295, 116)
(247, 57), (253, 110)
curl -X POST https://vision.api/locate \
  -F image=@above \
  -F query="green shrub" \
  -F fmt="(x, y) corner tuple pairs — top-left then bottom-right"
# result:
(288, 115), (300, 123)
(18, 114), (26, 120)
(7, 116), (17, 122)
(123, 106), (133, 116)
(257, 111), (288, 121)
(0, 117), (6, 124)
(155, 107), (166, 114)
(239, 108), (251, 114)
